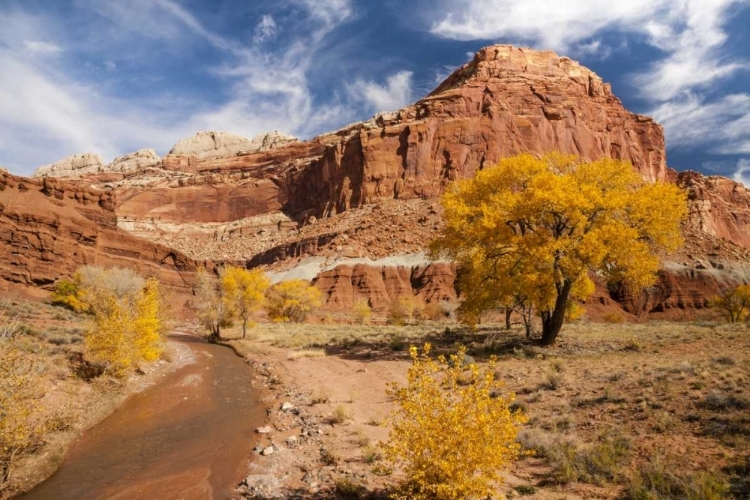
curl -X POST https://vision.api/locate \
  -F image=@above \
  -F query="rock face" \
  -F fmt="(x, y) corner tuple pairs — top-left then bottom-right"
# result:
(33, 153), (105, 178)
(168, 131), (298, 159)
(6, 44), (749, 317)
(0, 171), (199, 292)
(677, 171), (750, 249)
(108, 149), (161, 173)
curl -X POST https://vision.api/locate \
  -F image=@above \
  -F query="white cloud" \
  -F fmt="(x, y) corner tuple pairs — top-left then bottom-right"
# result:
(346, 71), (414, 114)
(0, 1), (358, 175)
(429, 0), (746, 100)
(650, 93), (750, 153)
(254, 15), (278, 43)
(734, 159), (750, 187)
(22, 40), (63, 55)
(297, 0), (353, 29)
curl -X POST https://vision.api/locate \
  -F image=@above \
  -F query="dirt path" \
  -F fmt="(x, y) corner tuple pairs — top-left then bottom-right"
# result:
(20, 333), (264, 500)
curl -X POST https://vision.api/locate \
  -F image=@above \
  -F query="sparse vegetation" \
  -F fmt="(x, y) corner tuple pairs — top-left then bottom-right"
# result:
(625, 455), (728, 500)
(0, 317), (50, 492)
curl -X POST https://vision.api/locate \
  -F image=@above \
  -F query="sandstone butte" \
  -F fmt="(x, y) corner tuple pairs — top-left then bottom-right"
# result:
(4, 44), (750, 317)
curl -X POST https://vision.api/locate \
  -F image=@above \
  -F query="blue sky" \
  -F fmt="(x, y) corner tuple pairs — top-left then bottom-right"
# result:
(0, 0), (749, 185)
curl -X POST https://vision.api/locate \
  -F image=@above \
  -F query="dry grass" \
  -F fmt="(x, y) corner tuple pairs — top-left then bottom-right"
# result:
(286, 349), (326, 360)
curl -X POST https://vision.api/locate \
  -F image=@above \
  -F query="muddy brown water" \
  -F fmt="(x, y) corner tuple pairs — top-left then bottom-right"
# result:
(21, 334), (263, 500)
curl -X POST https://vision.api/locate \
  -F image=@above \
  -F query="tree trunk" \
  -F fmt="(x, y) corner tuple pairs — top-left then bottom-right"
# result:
(242, 320), (247, 340)
(208, 324), (221, 342)
(540, 282), (572, 346)
(505, 308), (512, 330)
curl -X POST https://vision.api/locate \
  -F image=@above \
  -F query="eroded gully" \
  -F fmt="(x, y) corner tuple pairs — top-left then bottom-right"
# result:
(21, 333), (263, 500)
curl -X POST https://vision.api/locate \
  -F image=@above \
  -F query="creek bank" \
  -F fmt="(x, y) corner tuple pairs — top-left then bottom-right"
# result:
(226, 342), (408, 499)
(11, 335), (195, 497)
(20, 331), (264, 500)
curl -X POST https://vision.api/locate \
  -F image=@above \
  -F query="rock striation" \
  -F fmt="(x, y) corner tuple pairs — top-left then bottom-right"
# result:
(0, 171), (200, 293)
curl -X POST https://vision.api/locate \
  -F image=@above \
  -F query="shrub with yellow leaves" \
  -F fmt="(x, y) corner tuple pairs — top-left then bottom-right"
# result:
(353, 298), (372, 325)
(265, 279), (323, 323)
(77, 268), (165, 377)
(382, 344), (526, 500)
(0, 317), (48, 491)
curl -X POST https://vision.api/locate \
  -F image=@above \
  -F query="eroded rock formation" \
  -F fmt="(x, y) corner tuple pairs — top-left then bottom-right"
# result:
(6, 44), (749, 317)
(0, 171), (199, 292)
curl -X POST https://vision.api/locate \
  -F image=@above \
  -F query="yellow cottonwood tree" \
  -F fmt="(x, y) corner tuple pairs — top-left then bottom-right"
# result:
(221, 266), (270, 339)
(265, 279), (323, 323)
(431, 153), (687, 345)
(712, 284), (750, 323)
(382, 344), (525, 500)
(79, 268), (165, 376)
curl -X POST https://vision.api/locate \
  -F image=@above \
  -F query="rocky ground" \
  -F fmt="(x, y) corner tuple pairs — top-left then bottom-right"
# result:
(225, 320), (750, 499)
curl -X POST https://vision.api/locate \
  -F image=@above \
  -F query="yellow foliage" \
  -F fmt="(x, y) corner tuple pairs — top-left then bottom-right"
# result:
(382, 344), (525, 500)
(221, 266), (270, 339)
(0, 318), (48, 489)
(51, 275), (87, 313)
(711, 284), (750, 323)
(431, 153), (686, 344)
(387, 296), (425, 325)
(353, 298), (372, 325)
(134, 279), (165, 362)
(266, 279), (323, 323)
(81, 269), (165, 377)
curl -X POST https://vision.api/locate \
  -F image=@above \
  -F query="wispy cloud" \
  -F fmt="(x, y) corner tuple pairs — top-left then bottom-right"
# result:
(0, 0), (358, 174)
(22, 40), (63, 55)
(254, 14), (278, 43)
(346, 71), (414, 114)
(650, 93), (750, 154)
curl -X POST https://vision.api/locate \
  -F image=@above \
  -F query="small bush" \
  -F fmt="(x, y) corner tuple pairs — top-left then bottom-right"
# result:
(334, 477), (366, 498)
(353, 299), (372, 325)
(602, 311), (625, 324)
(388, 335), (406, 351)
(382, 344), (525, 500)
(702, 390), (749, 411)
(525, 429), (631, 485)
(310, 390), (330, 405)
(362, 445), (381, 464)
(624, 337), (645, 351)
(386, 296), (424, 326)
(331, 405), (350, 424)
(321, 448), (340, 465)
(626, 455), (728, 500)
